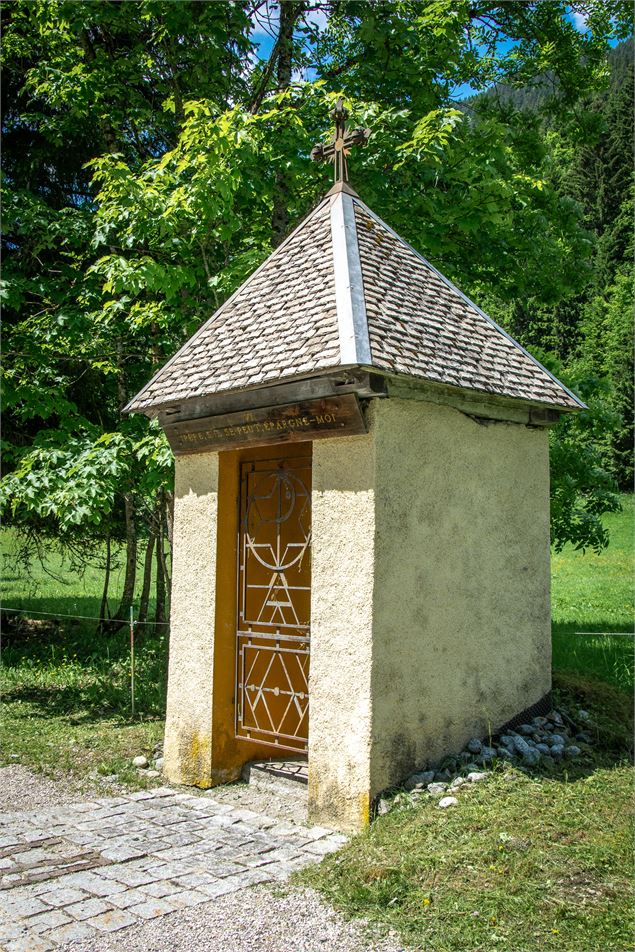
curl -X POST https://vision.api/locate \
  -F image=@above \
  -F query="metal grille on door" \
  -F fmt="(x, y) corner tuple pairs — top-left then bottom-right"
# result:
(235, 456), (311, 753)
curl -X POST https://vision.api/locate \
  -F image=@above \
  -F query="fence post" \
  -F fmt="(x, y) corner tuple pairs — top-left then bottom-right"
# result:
(130, 606), (136, 719)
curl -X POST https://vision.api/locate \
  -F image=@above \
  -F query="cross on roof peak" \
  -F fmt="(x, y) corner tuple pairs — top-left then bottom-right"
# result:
(311, 98), (371, 185)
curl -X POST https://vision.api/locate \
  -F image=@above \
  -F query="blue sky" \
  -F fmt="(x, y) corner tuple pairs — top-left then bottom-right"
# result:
(249, 4), (620, 100)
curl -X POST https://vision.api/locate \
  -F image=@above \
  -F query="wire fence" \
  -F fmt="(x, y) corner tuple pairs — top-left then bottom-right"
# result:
(2, 606), (631, 637)
(0, 606), (169, 626)
(1, 608), (631, 718)
(573, 631), (633, 638)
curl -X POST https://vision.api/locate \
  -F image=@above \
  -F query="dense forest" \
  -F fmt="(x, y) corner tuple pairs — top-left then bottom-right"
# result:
(478, 37), (633, 489)
(2, 1), (632, 630)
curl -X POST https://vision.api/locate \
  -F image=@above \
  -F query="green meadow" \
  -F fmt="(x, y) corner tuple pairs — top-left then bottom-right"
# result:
(0, 535), (166, 789)
(551, 495), (633, 692)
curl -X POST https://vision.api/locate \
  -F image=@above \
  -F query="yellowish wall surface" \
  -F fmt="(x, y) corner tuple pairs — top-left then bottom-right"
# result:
(369, 397), (552, 795)
(163, 452), (219, 786)
(309, 429), (377, 832)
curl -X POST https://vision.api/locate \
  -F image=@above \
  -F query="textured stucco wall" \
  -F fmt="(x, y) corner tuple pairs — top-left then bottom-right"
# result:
(369, 397), (552, 796)
(163, 451), (219, 786)
(309, 430), (377, 832)
(162, 396), (551, 829)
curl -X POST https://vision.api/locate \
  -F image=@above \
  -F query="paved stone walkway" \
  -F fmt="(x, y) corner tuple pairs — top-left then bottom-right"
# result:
(0, 787), (346, 951)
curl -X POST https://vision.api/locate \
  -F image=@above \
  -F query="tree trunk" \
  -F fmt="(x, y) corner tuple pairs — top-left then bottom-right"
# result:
(105, 494), (137, 633)
(137, 524), (156, 625)
(163, 489), (174, 625)
(271, 1), (304, 246)
(165, 489), (174, 550)
(97, 531), (112, 634)
(154, 516), (166, 628)
(276, 2), (298, 89)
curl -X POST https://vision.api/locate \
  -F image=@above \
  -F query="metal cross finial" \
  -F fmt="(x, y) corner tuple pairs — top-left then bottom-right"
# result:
(311, 98), (371, 184)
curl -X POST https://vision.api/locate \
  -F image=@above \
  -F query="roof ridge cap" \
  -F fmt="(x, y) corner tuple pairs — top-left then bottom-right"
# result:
(330, 191), (371, 365)
(326, 180), (360, 198)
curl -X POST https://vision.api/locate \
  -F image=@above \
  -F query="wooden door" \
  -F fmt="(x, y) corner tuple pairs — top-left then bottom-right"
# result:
(235, 447), (311, 753)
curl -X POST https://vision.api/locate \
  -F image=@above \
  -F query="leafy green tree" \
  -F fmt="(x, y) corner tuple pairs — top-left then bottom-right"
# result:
(576, 268), (634, 486)
(2, 0), (253, 627)
(532, 353), (622, 552)
(2, 0), (631, 628)
(468, 33), (633, 492)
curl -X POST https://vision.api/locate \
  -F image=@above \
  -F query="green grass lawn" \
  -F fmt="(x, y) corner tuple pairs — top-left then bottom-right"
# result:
(1, 528), (161, 623)
(300, 673), (634, 952)
(301, 758), (632, 951)
(551, 494), (633, 691)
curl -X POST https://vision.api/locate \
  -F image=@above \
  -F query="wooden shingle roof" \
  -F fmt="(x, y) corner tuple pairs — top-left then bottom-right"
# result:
(126, 183), (583, 415)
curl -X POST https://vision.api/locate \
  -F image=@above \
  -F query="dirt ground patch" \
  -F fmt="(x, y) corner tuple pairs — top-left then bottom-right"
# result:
(0, 765), (82, 813)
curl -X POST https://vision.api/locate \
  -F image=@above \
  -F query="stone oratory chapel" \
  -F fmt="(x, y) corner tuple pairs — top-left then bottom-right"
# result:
(127, 102), (583, 832)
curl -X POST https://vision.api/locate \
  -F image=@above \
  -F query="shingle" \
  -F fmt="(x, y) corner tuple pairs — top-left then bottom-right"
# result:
(126, 199), (340, 413)
(351, 201), (579, 410)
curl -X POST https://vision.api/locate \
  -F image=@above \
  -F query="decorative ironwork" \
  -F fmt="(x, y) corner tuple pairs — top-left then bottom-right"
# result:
(311, 98), (371, 184)
(235, 457), (311, 753)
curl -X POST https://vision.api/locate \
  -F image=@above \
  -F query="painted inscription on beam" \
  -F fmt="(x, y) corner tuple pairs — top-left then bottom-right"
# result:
(164, 394), (366, 455)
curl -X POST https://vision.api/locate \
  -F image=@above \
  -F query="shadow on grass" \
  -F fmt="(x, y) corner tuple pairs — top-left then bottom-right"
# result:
(384, 670), (634, 805)
(471, 670), (633, 789)
(1, 595), (132, 630)
(1, 594), (165, 647)
(1, 682), (166, 723)
(515, 671), (633, 785)
(1, 600), (168, 721)
(1, 596), (165, 653)
(551, 669), (633, 753)
(517, 748), (631, 789)
(553, 620), (634, 694)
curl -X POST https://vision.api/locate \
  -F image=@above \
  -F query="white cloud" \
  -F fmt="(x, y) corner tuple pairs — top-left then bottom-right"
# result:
(249, 1), (280, 42)
(571, 10), (589, 32)
(304, 7), (329, 32)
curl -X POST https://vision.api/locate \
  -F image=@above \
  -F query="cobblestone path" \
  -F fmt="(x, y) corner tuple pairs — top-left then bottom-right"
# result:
(0, 787), (346, 951)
